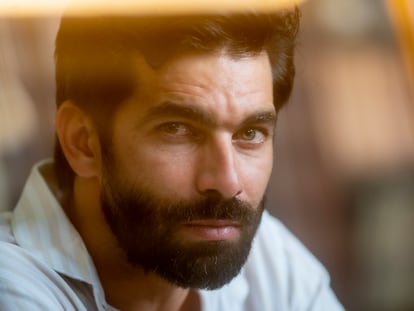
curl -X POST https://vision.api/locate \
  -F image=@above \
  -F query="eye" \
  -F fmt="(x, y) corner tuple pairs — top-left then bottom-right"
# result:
(160, 122), (191, 136)
(234, 128), (267, 145)
(156, 122), (203, 143)
(241, 129), (260, 141)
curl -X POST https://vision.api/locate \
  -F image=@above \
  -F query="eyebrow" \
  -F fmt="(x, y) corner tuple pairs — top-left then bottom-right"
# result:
(240, 111), (277, 127)
(144, 101), (277, 128)
(145, 101), (217, 127)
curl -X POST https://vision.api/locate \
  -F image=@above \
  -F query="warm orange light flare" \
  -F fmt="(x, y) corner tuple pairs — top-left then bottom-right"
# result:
(0, 0), (305, 16)
(386, 0), (414, 88)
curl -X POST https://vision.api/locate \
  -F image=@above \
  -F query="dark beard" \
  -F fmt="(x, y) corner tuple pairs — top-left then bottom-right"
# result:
(100, 164), (264, 290)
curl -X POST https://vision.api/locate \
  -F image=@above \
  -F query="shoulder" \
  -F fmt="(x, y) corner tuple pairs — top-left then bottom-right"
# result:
(251, 211), (326, 274)
(0, 242), (90, 311)
(0, 211), (56, 302)
(241, 211), (344, 310)
(0, 242), (65, 310)
(0, 241), (54, 309)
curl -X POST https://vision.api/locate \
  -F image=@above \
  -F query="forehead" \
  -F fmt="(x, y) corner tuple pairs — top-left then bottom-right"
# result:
(129, 50), (274, 119)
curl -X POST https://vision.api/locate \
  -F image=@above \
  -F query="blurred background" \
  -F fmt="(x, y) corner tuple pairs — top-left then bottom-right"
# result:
(1, 0), (414, 310)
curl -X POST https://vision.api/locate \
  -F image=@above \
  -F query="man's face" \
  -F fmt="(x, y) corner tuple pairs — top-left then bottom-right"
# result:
(100, 51), (275, 289)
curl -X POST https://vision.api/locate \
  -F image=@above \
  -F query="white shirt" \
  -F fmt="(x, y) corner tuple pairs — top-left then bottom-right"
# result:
(0, 161), (344, 310)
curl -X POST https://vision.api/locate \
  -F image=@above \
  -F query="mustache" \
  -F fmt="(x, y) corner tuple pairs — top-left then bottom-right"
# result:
(112, 187), (264, 226)
(166, 195), (259, 224)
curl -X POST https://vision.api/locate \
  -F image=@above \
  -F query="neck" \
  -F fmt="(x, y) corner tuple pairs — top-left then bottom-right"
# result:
(65, 177), (199, 311)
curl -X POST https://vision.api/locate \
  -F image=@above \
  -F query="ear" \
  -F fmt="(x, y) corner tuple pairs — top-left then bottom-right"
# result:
(55, 101), (101, 179)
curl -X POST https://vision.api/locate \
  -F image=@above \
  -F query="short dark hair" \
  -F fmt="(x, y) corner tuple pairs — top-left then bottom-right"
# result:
(54, 9), (300, 191)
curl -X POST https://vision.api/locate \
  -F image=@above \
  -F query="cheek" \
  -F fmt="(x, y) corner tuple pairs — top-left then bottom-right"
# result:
(118, 143), (198, 197)
(239, 148), (273, 204)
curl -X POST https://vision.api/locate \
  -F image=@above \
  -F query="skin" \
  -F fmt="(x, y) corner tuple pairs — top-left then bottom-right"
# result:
(55, 50), (275, 311)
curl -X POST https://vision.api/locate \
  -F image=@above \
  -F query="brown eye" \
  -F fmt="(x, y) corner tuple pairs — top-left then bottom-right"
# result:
(235, 128), (266, 144)
(160, 123), (190, 136)
(242, 129), (258, 141)
(157, 122), (204, 143)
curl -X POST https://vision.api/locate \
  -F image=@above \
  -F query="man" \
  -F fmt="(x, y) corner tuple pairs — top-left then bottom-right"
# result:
(0, 7), (344, 311)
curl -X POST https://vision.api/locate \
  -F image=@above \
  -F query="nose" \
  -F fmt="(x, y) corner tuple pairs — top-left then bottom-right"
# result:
(195, 136), (242, 199)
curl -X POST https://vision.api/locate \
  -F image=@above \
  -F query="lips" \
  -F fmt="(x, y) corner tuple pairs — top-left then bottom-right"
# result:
(180, 219), (241, 241)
